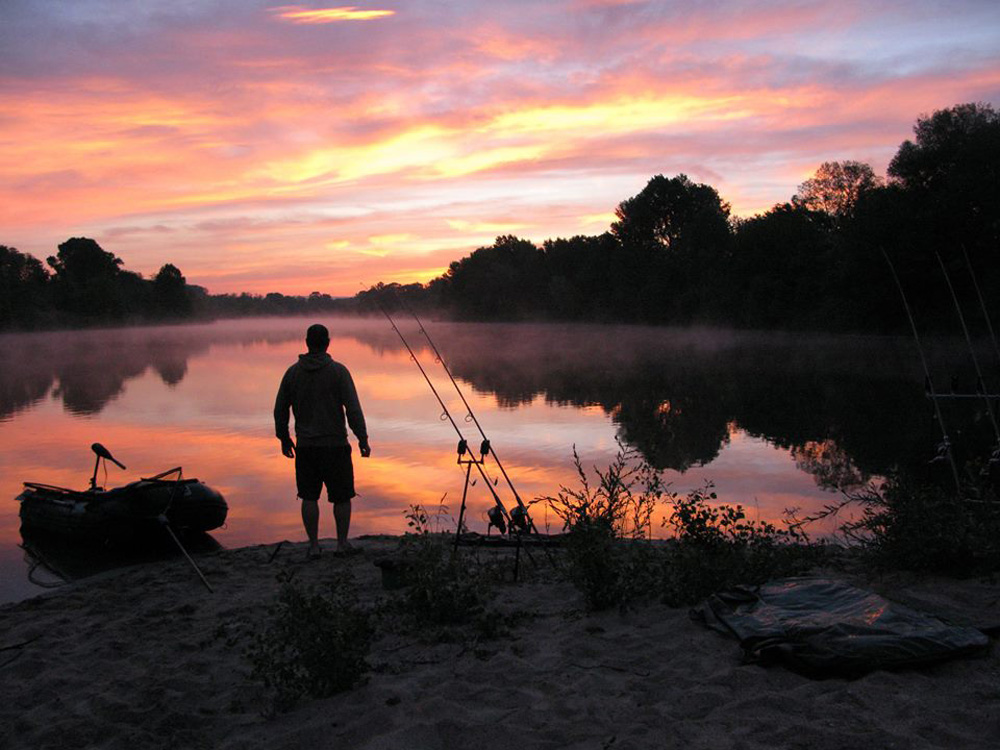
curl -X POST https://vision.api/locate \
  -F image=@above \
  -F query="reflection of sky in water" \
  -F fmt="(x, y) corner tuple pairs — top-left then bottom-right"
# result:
(1, 317), (979, 603)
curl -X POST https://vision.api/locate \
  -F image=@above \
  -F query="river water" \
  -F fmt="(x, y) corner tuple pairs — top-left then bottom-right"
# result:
(1, 317), (991, 603)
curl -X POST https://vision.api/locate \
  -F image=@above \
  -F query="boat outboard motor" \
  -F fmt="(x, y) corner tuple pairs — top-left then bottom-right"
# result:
(90, 443), (126, 490)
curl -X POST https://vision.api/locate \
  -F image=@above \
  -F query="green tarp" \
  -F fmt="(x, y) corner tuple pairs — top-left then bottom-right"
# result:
(694, 577), (990, 677)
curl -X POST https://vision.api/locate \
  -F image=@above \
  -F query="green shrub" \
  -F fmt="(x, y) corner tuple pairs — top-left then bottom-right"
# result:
(544, 446), (815, 608)
(382, 504), (497, 629)
(246, 574), (373, 714)
(837, 474), (1000, 575)
(662, 484), (812, 606)
(543, 445), (664, 610)
(399, 538), (487, 626)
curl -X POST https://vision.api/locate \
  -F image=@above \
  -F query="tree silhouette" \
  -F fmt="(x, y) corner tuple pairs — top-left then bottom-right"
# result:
(440, 235), (546, 319)
(611, 174), (731, 253)
(611, 174), (732, 322)
(541, 233), (622, 320)
(793, 161), (882, 221)
(729, 204), (833, 329)
(883, 102), (1000, 327)
(46, 237), (126, 321)
(0, 245), (50, 328)
(888, 102), (999, 193)
(2, 102), (995, 335)
(153, 263), (192, 317)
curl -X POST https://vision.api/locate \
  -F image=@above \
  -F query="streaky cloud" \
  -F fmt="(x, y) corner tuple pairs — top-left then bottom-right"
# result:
(270, 5), (396, 23)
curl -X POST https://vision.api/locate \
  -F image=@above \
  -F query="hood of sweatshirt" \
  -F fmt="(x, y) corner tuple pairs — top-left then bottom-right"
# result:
(298, 352), (333, 372)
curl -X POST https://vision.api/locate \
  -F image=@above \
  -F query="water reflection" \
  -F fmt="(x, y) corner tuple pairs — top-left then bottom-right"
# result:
(20, 529), (222, 587)
(0, 323), (301, 419)
(1, 318), (994, 603)
(422, 324), (995, 485)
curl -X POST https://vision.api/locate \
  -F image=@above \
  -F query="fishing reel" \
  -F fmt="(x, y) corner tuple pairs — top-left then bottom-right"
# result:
(980, 445), (1000, 481)
(509, 505), (531, 534)
(456, 438), (490, 460)
(486, 505), (507, 535)
(486, 504), (532, 537)
(930, 438), (951, 465)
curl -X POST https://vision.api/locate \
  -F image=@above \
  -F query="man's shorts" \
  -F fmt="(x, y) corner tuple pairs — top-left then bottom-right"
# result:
(295, 445), (355, 504)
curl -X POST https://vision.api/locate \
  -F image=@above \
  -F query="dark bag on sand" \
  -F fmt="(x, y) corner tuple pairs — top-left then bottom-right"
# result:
(693, 577), (989, 678)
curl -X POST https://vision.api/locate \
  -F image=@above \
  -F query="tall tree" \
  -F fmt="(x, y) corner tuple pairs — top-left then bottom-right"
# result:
(153, 263), (192, 317)
(793, 161), (882, 221)
(611, 174), (732, 322)
(0, 245), (51, 328)
(729, 204), (833, 329)
(47, 237), (126, 320)
(440, 235), (545, 320)
(886, 102), (1000, 326)
(888, 102), (999, 193)
(887, 102), (1000, 250)
(611, 174), (731, 254)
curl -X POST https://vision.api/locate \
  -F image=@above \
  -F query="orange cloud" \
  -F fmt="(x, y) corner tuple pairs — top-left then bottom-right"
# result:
(2, 1), (998, 296)
(270, 6), (396, 23)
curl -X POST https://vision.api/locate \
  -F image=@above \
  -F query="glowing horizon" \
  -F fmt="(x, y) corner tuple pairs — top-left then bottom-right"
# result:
(1, 1), (997, 296)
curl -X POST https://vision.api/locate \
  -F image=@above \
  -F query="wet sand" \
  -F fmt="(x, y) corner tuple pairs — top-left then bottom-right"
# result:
(1, 538), (998, 749)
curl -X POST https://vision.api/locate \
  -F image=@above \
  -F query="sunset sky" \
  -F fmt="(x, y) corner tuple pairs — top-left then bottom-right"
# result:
(2, 1), (998, 296)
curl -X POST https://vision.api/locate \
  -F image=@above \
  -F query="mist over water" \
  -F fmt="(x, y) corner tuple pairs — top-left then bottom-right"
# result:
(1, 317), (993, 603)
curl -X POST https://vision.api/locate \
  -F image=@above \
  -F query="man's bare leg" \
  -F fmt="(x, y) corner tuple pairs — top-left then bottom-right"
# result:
(333, 500), (353, 552)
(301, 498), (321, 556)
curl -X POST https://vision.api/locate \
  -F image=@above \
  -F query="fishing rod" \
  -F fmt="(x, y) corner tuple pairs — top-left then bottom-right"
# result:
(959, 246), (1000, 472)
(883, 250), (962, 493)
(935, 252), (1000, 448)
(376, 302), (513, 526)
(394, 294), (533, 517)
(390, 295), (556, 569)
(962, 245), (1000, 385)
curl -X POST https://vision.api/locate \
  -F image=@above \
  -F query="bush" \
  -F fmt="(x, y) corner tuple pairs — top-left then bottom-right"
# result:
(543, 445), (664, 610)
(661, 484), (812, 606)
(382, 504), (497, 629)
(246, 574), (373, 714)
(836, 474), (1000, 575)
(544, 447), (815, 608)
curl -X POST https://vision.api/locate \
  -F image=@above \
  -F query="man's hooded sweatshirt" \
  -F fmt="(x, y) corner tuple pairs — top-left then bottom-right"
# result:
(274, 352), (367, 448)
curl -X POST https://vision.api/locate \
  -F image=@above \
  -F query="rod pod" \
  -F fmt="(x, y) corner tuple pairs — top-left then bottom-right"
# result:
(883, 250), (962, 493)
(377, 303), (512, 524)
(392, 295), (546, 536)
(935, 252), (1000, 447)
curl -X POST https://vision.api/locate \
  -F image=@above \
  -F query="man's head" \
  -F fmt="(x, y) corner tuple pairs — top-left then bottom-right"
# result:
(306, 323), (330, 352)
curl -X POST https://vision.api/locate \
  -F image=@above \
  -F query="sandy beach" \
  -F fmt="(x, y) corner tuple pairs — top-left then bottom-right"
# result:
(2, 537), (999, 750)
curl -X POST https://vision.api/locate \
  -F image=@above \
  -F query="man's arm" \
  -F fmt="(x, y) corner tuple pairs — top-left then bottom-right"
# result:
(274, 370), (296, 458)
(340, 367), (370, 457)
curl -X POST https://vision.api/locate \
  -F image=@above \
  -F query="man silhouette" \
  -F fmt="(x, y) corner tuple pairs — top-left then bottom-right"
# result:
(274, 323), (371, 558)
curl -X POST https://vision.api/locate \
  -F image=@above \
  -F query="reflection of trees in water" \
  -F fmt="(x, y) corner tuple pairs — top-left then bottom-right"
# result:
(0, 344), (53, 421)
(0, 323), (308, 419)
(372, 322), (987, 488)
(612, 390), (731, 473)
(792, 440), (867, 491)
(0, 319), (408, 420)
(2, 319), (991, 491)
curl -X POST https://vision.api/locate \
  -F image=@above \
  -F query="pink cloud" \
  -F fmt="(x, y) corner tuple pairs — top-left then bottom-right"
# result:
(0, 0), (997, 294)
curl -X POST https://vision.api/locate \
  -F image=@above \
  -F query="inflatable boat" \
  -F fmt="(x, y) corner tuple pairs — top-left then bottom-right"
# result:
(17, 443), (228, 541)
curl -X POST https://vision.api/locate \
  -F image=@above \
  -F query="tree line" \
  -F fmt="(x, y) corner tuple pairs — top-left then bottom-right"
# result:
(0, 237), (353, 329)
(3, 102), (997, 333)
(361, 102), (1000, 333)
